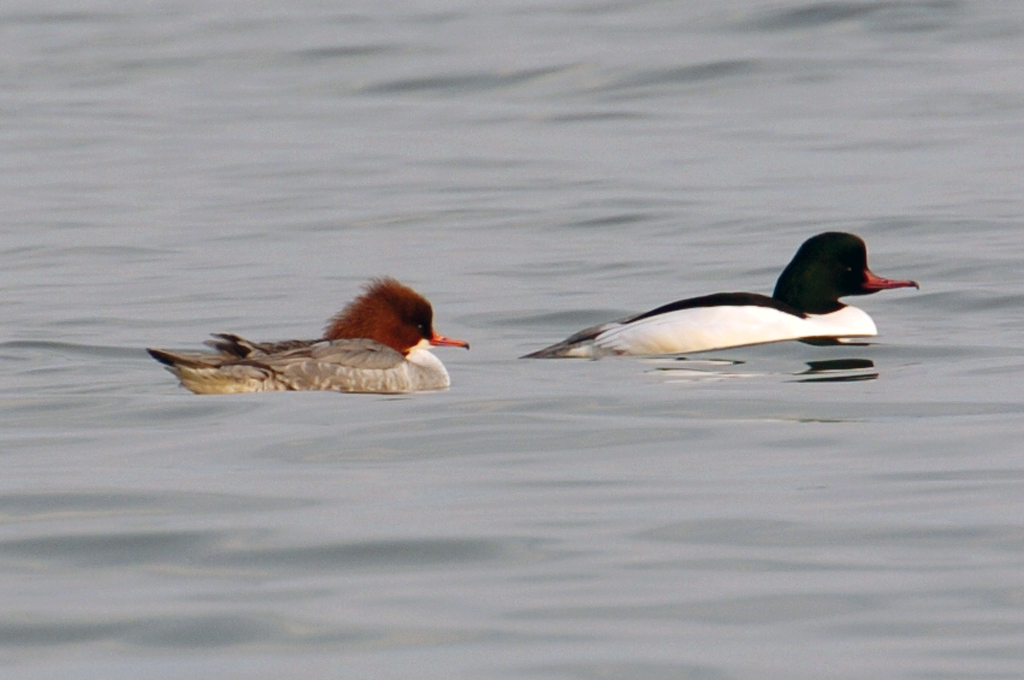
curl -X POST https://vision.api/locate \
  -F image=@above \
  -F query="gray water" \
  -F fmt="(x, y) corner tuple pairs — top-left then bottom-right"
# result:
(3, 1), (1024, 678)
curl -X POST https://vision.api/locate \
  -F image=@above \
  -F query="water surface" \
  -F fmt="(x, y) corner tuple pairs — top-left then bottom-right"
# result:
(2, 1), (1024, 678)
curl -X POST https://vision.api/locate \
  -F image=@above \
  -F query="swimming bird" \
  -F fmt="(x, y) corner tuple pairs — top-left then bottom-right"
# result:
(522, 232), (918, 358)
(148, 278), (469, 393)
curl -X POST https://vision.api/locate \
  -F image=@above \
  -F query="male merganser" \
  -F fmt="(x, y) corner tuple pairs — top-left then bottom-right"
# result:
(148, 278), (469, 394)
(522, 232), (918, 358)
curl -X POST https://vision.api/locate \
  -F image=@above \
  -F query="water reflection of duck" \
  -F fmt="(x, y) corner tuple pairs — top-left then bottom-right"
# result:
(797, 358), (877, 383)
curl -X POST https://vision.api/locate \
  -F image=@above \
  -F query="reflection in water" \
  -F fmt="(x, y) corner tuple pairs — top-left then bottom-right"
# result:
(649, 358), (752, 383)
(795, 358), (877, 383)
(648, 357), (878, 383)
(799, 338), (872, 347)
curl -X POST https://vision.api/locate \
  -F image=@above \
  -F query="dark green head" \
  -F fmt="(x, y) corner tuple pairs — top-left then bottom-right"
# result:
(772, 232), (918, 314)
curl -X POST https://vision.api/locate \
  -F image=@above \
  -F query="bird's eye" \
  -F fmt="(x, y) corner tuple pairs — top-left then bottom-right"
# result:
(417, 323), (429, 336)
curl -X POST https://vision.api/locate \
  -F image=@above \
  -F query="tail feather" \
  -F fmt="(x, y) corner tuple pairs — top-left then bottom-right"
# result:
(521, 342), (578, 358)
(147, 347), (194, 367)
(520, 323), (610, 359)
(147, 347), (222, 368)
(147, 347), (278, 394)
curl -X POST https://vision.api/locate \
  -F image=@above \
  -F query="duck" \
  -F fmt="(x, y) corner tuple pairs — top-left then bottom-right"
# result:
(522, 232), (918, 358)
(148, 278), (469, 393)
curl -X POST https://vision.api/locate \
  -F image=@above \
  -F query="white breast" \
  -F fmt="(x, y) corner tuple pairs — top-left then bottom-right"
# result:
(400, 347), (451, 391)
(591, 305), (877, 356)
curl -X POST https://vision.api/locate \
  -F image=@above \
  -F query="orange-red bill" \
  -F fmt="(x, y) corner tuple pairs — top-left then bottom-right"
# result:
(862, 269), (919, 292)
(430, 332), (470, 349)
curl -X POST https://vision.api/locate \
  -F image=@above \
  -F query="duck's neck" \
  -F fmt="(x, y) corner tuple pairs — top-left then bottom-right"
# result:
(772, 266), (844, 315)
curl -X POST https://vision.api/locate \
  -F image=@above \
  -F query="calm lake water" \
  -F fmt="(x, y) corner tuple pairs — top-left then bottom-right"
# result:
(3, 1), (1024, 678)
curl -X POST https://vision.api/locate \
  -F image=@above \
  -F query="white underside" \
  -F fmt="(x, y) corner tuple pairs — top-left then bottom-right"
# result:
(570, 304), (877, 357)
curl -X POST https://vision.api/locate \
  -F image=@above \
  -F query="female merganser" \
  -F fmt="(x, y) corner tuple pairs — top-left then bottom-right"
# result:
(522, 232), (918, 358)
(148, 278), (469, 394)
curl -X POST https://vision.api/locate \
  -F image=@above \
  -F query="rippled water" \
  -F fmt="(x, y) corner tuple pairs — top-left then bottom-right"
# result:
(3, 1), (1024, 678)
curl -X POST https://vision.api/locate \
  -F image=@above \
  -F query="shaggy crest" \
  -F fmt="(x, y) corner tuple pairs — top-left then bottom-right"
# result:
(324, 277), (434, 353)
